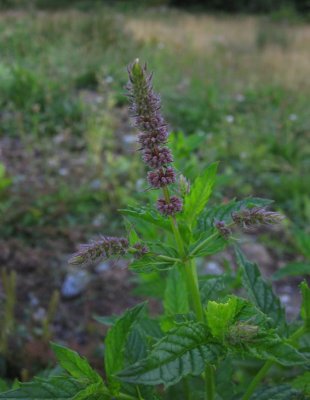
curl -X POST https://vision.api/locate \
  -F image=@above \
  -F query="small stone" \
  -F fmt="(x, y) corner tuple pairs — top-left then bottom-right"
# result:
(95, 261), (110, 273)
(205, 261), (222, 275)
(123, 134), (136, 144)
(61, 270), (90, 299)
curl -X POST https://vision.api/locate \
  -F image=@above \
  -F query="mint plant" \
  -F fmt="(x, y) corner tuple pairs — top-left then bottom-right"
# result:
(1, 60), (309, 400)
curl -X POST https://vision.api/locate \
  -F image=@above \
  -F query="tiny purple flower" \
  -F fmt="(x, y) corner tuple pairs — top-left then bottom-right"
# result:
(214, 220), (231, 239)
(147, 166), (176, 188)
(157, 196), (183, 216)
(69, 236), (129, 266)
(142, 146), (173, 168)
(232, 207), (284, 229)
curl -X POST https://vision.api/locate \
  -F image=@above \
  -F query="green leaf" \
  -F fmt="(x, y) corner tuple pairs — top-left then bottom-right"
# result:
(130, 242), (180, 273)
(125, 326), (147, 365)
(130, 255), (176, 273)
(182, 162), (218, 228)
(189, 229), (226, 258)
(104, 302), (146, 393)
(51, 343), (102, 383)
(72, 382), (108, 400)
(120, 206), (171, 232)
(293, 228), (310, 259)
(0, 377), (84, 399)
(292, 371), (310, 395)
(300, 281), (310, 329)
(272, 262), (310, 280)
(248, 339), (307, 366)
(118, 322), (224, 388)
(206, 297), (239, 341)
(251, 384), (303, 400)
(164, 267), (189, 316)
(236, 247), (286, 329)
(199, 276), (233, 305)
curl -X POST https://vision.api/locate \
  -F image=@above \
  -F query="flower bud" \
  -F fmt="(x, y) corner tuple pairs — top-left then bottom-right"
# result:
(157, 196), (183, 216)
(147, 167), (176, 188)
(69, 236), (129, 266)
(214, 220), (231, 239)
(232, 207), (284, 229)
(142, 146), (173, 168)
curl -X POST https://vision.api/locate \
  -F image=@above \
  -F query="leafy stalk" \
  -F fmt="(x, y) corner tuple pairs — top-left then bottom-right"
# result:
(242, 325), (307, 400)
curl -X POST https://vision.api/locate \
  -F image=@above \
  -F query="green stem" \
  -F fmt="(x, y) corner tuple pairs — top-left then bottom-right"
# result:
(205, 365), (215, 400)
(184, 259), (204, 322)
(162, 187), (214, 400)
(242, 325), (307, 400)
(242, 360), (273, 400)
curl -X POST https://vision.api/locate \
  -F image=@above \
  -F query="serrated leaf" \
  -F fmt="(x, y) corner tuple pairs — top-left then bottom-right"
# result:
(125, 326), (148, 365)
(206, 297), (239, 341)
(120, 207), (171, 232)
(248, 339), (307, 366)
(104, 302), (146, 393)
(0, 377), (84, 399)
(183, 162), (218, 228)
(251, 384), (303, 400)
(93, 315), (117, 326)
(236, 247), (286, 330)
(300, 281), (310, 329)
(51, 343), (101, 383)
(189, 228), (227, 258)
(164, 267), (189, 316)
(72, 382), (108, 400)
(199, 276), (233, 305)
(130, 255), (176, 273)
(272, 262), (310, 280)
(118, 323), (224, 388)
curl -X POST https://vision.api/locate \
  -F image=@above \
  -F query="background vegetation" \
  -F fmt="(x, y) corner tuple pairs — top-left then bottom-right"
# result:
(0, 0), (309, 388)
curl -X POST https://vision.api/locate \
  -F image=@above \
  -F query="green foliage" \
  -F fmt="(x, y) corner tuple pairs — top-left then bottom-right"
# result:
(0, 28), (309, 399)
(272, 262), (310, 280)
(118, 323), (224, 387)
(163, 267), (189, 317)
(51, 343), (102, 383)
(251, 384), (303, 400)
(104, 303), (146, 393)
(300, 281), (310, 329)
(236, 248), (286, 330)
(0, 377), (84, 399)
(182, 162), (218, 229)
(206, 297), (239, 341)
(292, 371), (310, 395)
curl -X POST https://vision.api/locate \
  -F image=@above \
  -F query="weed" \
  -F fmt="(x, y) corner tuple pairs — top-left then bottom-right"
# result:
(1, 61), (308, 400)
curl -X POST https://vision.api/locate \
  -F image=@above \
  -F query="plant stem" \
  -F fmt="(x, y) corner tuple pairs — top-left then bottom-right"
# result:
(205, 365), (215, 400)
(184, 259), (204, 322)
(242, 360), (273, 400)
(242, 325), (307, 400)
(162, 186), (214, 400)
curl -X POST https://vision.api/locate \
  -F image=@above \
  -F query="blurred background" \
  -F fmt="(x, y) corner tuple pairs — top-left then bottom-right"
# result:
(0, 0), (309, 385)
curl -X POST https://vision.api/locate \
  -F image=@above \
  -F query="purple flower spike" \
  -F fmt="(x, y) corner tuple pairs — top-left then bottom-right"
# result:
(142, 146), (173, 168)
(127, 60), (169, 150)
(157, 196), (183, 216)
(232, 207), (284, 229)
(147, 167), (176, 188)
(69, 236), (129, 266)
(127, 60), (183, 217)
